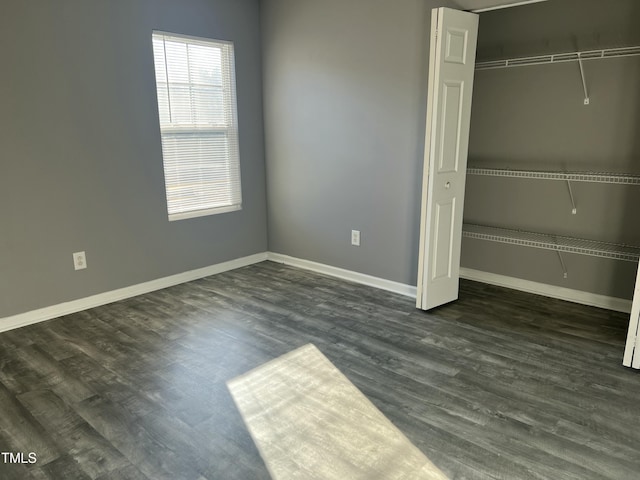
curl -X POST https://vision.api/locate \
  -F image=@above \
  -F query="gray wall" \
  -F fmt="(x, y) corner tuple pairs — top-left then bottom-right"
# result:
(6, 0), (635, 319)
(464, 0), (640, 299)
(262, 0), (640, 300)
(0, 0), (267, 318)
(261, 0), (457, 285)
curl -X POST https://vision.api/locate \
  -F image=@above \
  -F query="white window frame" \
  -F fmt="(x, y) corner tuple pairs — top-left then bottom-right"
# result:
(152, 31), (242, 221)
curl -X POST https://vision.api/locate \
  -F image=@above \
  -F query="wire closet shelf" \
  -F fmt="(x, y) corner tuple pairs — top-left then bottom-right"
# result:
(462, 224), (640, 262)
(475, 45), (640, 70)
(466, 167), (640, 185)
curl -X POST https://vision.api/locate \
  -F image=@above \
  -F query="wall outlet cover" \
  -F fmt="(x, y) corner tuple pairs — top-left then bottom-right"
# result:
(351, 230), (361, 246)
(73, 251), (87, 270)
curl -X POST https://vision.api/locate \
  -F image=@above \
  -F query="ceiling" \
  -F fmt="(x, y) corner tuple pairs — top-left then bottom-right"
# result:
(453, 0), (549, 12)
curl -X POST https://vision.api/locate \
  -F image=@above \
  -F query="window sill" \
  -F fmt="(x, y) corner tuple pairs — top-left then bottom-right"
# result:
(168, 204), (242, 221)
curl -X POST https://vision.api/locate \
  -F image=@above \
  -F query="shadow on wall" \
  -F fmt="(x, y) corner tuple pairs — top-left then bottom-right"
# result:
(476, 0), (640, 61)
(409, 4), (436, 284)
(614, 1), (640, 299)
(464, 0), (640, 299)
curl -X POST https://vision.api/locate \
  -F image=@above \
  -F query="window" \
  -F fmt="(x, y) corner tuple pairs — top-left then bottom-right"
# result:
(152, 32), (242, 221)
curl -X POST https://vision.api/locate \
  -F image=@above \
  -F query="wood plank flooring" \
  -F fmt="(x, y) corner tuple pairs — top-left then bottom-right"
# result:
(0, 260), (639, 479)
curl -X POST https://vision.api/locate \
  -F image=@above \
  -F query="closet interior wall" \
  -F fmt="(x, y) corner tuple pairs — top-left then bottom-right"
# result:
(462, 0), (640, 300)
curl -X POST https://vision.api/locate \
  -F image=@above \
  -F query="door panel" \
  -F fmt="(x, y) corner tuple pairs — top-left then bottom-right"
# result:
(623, 262), (640, 368)
(438, 81), (463, 172)
(417, 8), (478, 310)
(432, 200), (455, 280)
(445, 29), (469, 64)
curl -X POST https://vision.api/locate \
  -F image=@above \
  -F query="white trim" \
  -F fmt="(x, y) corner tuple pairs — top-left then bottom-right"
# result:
(153, 30), (234, 47)
(168, 204), (242, 222)
(460, 267), (632, 313)
(472, 0), (548, 13)
(0, 252), (268, 334)
(267, 253), (417, 298)
(2, 253), (629, 335)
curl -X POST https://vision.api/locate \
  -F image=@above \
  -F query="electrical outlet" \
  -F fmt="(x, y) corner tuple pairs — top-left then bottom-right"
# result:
(351, 230), (360, 246)
(73, 251), (87, 270)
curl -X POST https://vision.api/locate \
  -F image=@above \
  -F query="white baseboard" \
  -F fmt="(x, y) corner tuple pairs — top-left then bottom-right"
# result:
(2, 254), (628, 334)
(0, 252), (268, 333)
(267, 252), (418, 298)
(460, 267), (632, 313)
(265, 254), (631, 313)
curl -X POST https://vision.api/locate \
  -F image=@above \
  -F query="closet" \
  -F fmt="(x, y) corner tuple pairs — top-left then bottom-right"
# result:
(459, 0), (640, 367)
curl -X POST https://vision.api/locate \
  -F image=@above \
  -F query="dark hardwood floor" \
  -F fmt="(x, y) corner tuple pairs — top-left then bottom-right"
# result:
(0, 261), (639, 479)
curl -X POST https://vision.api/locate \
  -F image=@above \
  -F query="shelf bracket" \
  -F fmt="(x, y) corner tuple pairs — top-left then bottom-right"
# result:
(577, 54), (590, 105)
(556, 251), (568, 279)
(565, 179), (577, 214)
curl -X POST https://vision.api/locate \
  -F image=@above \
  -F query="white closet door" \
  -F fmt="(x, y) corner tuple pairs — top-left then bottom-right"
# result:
(416, 8), (478, 310)
(623, 262), (640, 368)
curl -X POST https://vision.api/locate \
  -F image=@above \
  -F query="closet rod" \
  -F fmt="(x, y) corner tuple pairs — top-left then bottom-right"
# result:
(462, 224), (640, 262)
(467, 167), (640, 185)
(476, 45), (640, 70)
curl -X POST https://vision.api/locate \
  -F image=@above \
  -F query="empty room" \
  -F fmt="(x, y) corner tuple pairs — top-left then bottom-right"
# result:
(2, 0), (640, 479)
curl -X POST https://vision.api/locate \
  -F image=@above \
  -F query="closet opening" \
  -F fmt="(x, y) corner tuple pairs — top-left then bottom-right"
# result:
(462, 0), (640, 367)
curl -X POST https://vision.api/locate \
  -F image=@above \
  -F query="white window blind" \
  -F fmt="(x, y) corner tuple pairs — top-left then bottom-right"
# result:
(152, 32), (242, 221)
